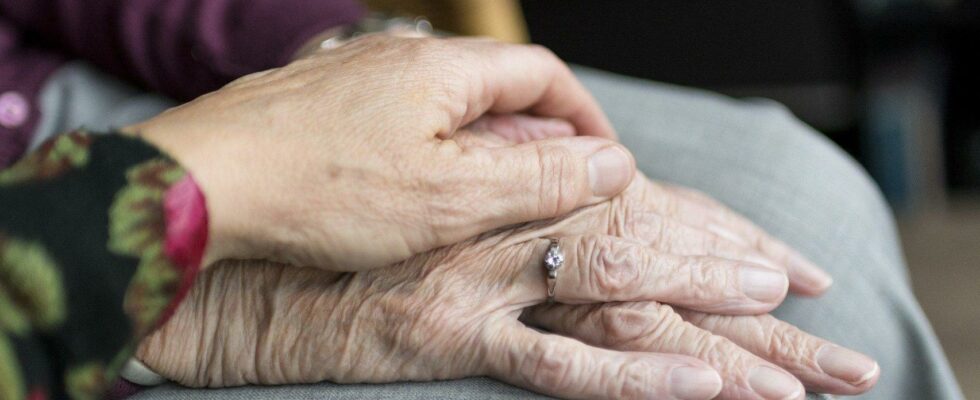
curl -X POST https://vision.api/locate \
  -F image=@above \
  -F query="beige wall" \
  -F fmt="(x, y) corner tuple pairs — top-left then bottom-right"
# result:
(361, 0), (528, 43)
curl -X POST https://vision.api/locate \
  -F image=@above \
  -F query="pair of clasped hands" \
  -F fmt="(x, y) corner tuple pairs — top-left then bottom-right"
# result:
(130, 35), (879, 400)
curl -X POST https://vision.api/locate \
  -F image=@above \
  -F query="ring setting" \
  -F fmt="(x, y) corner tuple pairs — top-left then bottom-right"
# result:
(544, 238), (564, 303)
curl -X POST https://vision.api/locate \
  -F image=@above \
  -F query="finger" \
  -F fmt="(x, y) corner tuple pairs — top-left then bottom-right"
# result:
(513, 235), (788, 314)
(609, 211), (786, 273)
(465, 114), (576, 143)
(448, 38), (617, 139)
(485, 320), (721, 400)
(473, 182), (791, 275)
(435, 136), (633, 239)
(653, 183), (833, 295)
(678, 310), (880, 395)
(522, 302), (806, 400)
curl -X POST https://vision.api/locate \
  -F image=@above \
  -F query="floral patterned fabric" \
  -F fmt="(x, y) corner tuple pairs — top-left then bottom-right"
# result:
(0, 131), (207, 399)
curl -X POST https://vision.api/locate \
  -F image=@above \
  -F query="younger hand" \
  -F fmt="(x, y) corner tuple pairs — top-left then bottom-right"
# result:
(128, 35), (631, 271)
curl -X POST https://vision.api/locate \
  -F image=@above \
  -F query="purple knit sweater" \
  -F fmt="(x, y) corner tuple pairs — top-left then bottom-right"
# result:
(0, 0), (366, 167)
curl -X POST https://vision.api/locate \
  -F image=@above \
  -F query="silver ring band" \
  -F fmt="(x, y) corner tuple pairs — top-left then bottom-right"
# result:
(543, 238), (564, 303)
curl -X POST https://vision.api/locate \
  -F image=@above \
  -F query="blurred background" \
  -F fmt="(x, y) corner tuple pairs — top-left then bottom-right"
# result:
(365, 0), (980, 396)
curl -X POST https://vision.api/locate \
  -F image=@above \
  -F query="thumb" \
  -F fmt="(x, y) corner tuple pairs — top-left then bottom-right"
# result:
(454, 136), (635, 230)
(465, 114), (577, 144)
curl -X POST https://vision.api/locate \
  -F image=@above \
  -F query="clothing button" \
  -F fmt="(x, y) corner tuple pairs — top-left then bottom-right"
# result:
(0, 91), (29, 128)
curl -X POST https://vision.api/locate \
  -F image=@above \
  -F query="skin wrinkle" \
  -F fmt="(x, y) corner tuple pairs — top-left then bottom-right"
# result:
(370, 293), (414, 381)
(528, 302), (782, 399)
(529, 337), (575, 393)
(391, 293), (440, 379)
(673, 312), (791, 397)
(768, 320), (819, 375)
(535, 143), (562, 219)
(602, 361), (646, 399)
(255, 266), (283, 384)
(599, 238), (642, 298)
(191, 276), (214, 385)
(232, 266), (262, 385)
(287, 271), (343, 381)
(600, 305), (661, 348)
(203, 271), (227, 387)
(318, 271), (357, 383)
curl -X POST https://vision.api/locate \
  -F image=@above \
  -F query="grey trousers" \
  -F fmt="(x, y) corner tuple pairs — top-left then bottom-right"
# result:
(35, 63), (964, 400)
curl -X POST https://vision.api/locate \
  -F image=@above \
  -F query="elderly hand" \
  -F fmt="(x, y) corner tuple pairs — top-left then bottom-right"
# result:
(136, 232), (766, 400)
(126, 35), (633, 271)
(137, 132), (873, 400)
(473, 129), (878, 398)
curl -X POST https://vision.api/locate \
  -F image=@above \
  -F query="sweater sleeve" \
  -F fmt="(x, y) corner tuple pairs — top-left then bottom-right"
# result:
(0, 131), (208, 400)
(0, 19), (68, 169)
(0, 0), (366, 101)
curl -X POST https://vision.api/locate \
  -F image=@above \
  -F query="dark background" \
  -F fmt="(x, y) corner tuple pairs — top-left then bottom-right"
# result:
(522, 0), (980, 212)
(518, 1), (980, 396)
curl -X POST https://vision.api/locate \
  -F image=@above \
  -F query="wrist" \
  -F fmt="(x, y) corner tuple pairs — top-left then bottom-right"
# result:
(122, 120), (243, 266)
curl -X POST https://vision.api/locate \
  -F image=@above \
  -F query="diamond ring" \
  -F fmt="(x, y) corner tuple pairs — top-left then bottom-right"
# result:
(544, 238), (564, 303)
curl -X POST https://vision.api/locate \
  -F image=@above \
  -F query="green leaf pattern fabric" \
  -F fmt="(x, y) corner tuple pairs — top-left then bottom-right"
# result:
(109, 159), (187, 337)
(0, 132), (204, 399)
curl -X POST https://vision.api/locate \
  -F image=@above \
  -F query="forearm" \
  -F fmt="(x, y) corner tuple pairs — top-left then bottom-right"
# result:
(0, 131), (208, 399)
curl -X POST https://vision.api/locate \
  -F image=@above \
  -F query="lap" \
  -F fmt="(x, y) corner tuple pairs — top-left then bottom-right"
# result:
(131, 378), (549, 400)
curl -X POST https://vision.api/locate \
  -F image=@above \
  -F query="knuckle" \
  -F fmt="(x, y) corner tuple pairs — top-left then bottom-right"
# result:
(597, 304), (678, 348)
(691, 331), (751, 375)
(615, 207), (665, 245)
(684, 258), (734, 302)
(581, 237), (640, 296)
(764, 319), (817, 365)
(663, 316), (746, 369)
(522, 339), (577, 391)
(618, 360), (656, 399)
(533, 146), (586, 216)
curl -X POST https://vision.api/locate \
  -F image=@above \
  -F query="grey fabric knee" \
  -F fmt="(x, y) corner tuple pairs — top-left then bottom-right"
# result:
(574, 65), (963, 400)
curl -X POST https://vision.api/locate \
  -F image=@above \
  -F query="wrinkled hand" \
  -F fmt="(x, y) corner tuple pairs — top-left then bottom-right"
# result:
(127, 35), (633, 271)
(139, 238), (760, 399)
(514, 178), (879, 398)
(138, 144), (873, 400)
(466, 130), (877, 398)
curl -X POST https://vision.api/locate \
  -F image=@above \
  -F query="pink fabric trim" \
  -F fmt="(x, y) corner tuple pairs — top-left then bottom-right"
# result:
(159, 174), (208, 324)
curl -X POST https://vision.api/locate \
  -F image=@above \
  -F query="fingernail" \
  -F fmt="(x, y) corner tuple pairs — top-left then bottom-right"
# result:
(669, 366), (722, 400)
(816, 345), (880, 385)
(740, 265), (788, 302)
(748, 366), (803, 400)
(587, 146), (633, 197)
(788, 251), (833, 291)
